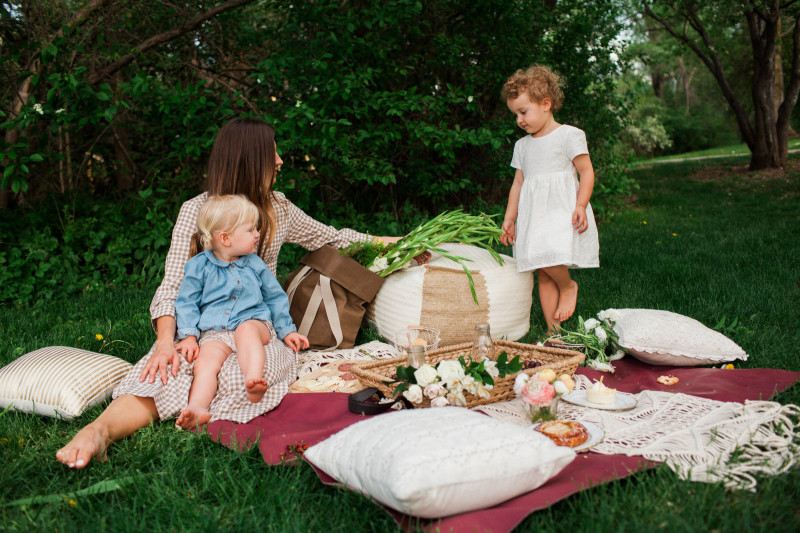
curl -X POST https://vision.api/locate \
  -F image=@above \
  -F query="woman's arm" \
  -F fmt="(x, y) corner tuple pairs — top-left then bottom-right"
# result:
(149, 195), (204, 329)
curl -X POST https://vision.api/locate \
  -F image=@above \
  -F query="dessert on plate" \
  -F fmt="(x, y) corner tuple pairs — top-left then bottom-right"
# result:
(586, 379), (616, 404)
(535, 420), (589, 447)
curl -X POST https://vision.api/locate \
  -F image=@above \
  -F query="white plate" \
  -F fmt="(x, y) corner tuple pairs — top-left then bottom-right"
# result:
(533, 420), (604, 453)
(561, 390), (637, 411)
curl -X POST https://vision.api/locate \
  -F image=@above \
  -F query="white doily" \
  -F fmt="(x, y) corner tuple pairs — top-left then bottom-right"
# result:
(297, 341), (401, 377)
(476, 376), (800, 491)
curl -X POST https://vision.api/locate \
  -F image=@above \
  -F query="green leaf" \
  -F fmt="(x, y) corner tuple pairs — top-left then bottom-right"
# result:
(392, 382), (410, 398)
(4, 476), (136, 506)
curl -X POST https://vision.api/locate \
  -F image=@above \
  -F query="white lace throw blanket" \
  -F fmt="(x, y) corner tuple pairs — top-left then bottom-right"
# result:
(297, 341), (401, 377)
(477, 375), (800, 491)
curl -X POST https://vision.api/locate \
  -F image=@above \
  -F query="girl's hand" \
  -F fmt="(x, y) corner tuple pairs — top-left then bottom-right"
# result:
(176, 337), (199, 362)
(572, 206), (588, 234)
(140, 339), (182, 384)
(500, 219), (516, 246)
(284, 332), (310, 352)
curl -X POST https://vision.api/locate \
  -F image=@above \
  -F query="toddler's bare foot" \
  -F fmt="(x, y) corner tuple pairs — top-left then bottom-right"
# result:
(56, 423), (109, 469)
(175, 406), (212, 430)
(246, 378), (268, 403)
(554, 281), (578, 322)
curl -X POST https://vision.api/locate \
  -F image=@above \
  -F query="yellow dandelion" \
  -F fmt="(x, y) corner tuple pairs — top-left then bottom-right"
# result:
(377, 239), (383, 245)
(96, 334), (103, 340)
(725, 364), (734, 370)
(69, 499), (77, 508)
(672, 233), (677, 237)
(642, 221), (647, 224)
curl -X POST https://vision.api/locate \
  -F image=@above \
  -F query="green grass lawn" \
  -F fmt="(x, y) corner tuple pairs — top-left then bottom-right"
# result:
(634, 137), (800, 165)
(1, 158), (799, 531)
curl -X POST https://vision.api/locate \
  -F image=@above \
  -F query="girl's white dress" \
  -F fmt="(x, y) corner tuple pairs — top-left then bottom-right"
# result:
(510, 124), (599, 272)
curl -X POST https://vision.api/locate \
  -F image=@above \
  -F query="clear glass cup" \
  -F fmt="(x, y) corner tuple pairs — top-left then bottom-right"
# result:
(472, 323), (494, 362)
(407, 344), (426, 369)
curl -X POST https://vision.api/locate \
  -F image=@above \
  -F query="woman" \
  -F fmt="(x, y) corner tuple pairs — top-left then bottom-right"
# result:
(57, 118), (396, 468)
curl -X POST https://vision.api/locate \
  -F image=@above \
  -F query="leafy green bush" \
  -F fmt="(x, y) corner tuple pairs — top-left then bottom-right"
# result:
(0, 188), (181, 305)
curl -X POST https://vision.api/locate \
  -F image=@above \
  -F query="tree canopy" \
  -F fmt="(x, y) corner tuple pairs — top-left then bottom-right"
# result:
(1, 0), (631, 215)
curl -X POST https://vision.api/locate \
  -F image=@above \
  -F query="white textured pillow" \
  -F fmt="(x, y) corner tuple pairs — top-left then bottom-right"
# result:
(367, 243), (533, 346)
(0, 346), (133, 419)
(613, 309), (749, 366)
(304, 407), (575, 518)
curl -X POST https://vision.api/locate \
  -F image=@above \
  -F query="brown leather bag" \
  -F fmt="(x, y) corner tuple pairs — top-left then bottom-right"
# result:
(284, 245), (385, 350)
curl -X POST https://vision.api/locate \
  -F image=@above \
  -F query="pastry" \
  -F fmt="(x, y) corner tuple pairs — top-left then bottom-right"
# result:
(586, 380), (616, 404)
(535, 420), (589, 447)
(657, 375), (679, 386)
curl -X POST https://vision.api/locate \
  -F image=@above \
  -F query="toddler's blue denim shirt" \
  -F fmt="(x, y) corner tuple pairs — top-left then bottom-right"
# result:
(175, 250), (297, 340)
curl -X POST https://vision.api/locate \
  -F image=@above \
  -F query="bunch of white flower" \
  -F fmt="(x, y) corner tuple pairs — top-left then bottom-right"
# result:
(401, 357), (499, 407)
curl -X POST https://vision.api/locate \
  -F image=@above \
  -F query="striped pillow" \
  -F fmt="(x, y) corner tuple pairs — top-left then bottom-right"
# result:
(0, 346), (133, 419)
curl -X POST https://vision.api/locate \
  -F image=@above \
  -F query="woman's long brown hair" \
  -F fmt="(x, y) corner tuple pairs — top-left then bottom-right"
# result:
(200, 118), (281, 257)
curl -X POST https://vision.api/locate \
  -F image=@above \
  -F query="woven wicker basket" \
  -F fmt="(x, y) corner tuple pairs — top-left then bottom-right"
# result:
(350, 339), (585, 408)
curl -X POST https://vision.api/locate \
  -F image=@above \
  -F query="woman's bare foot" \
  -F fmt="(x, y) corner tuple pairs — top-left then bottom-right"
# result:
(246, 378), (268, 403)
(554, 281), (578, 322)
(175, 406), (212, 430)
(56, 423), (110, 469)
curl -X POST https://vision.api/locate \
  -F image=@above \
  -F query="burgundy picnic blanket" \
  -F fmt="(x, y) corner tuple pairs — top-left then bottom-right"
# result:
(206, 359), (800, 532)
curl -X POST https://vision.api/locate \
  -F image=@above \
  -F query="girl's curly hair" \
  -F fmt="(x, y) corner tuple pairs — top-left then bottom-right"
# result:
(501, 65), (565, 112)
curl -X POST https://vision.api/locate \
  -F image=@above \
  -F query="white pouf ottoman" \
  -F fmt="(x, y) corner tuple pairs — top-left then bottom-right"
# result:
(367, 243), (533, 346)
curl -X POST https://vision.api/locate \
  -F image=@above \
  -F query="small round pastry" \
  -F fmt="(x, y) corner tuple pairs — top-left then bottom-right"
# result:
(535, 420), (589, 447)
(586, 380), (616, 404)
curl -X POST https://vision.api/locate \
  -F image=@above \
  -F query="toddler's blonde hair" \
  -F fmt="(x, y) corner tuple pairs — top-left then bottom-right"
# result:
(501, 65), (564, 112)
(192, 195), (259, 255)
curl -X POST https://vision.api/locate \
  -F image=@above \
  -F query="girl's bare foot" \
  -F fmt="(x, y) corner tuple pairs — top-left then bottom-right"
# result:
(246, 378), (268, 403)
(554, 281), (578, 322)
(175, 406), (212, 430)
(56, 423), (110, 469)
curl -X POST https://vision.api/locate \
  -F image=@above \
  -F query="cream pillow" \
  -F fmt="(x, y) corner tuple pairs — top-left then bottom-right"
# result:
(304, 407), (575, 518)
(613, 309), (749, 366)
(0, 346), (133, 419)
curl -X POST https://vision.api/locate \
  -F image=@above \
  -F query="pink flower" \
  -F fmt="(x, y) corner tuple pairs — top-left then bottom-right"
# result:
(522, 379), (555, 405)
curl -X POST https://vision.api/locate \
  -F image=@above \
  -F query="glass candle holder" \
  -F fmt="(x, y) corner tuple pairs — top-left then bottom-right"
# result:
(530, 396), (561, 424)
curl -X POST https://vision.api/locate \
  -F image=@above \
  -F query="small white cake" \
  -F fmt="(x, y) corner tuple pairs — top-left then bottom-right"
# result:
(586, 380), (616, 404)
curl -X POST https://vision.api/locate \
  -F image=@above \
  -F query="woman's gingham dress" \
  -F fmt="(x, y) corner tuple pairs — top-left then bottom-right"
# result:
(113, 191), (368, 423)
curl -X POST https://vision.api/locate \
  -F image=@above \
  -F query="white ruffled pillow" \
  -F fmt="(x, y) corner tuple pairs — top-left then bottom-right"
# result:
(0, 346), (132, 419)
(304, 407), (575, 518)
(613, 309), (749, 366)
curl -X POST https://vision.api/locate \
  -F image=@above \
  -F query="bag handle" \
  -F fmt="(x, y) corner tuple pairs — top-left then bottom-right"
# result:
(296, 274), (344, 351)
(285, 265), (312, 304)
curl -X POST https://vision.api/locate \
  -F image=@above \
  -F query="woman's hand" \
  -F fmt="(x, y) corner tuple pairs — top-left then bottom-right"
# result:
(140, 338), (182, 385)
(572, 206), (588, 234)
(501, 219), (516, 246)
(284, 332), (310, 352)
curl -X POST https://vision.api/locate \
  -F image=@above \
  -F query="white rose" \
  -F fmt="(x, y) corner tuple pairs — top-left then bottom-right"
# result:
(431, 396), (450, 407)
(513, 373), (530, 396)
(587, 359), (615, 373)
(446, 390), (467, 406)
(461, 375), (477, 395)
(609, 349), (626, 361)
(594, 326), (608, 343)
(475, 383), (491, 399)
(583, 318), (600, 331)
(402, 384), (423, 404)
(483, 359), (499, 378)
(597, 310), (608, 322)
(607, 309), (622, 322)
(437, 360), (465, 383)
(414, 364), (438, 387)
(424, 382), (444, 399)
(553, 380), (569, 395)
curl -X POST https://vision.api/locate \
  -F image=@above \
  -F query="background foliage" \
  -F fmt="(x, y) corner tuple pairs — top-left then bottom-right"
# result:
(0, 0), (633, 304)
